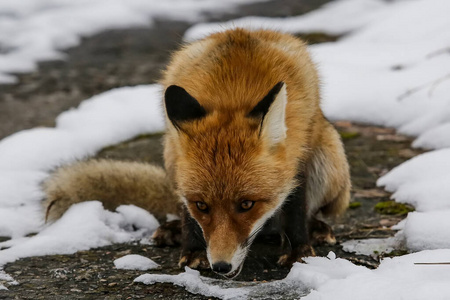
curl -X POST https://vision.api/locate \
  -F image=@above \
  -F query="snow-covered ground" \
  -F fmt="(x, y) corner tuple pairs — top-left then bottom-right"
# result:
(0, 85), (166, 288)
(1, 0), (450, 298)
(0, 0), (266, 84)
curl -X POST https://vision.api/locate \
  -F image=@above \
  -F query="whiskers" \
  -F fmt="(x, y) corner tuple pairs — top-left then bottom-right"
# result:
(243, 223), (265, 249)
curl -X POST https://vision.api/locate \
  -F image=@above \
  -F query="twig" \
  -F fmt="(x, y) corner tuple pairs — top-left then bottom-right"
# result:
(426, 47), (450, 59)
(397, 73), (450, 101)
(414, 262), (450, 265)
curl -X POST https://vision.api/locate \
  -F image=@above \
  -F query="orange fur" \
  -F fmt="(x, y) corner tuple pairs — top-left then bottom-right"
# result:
(162, 28), (350, 274)
(43, 159), (180, 223)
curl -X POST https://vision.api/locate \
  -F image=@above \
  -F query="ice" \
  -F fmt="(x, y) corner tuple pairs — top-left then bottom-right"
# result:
(0, 0), (267, 83)
(114, 254), (159, 271)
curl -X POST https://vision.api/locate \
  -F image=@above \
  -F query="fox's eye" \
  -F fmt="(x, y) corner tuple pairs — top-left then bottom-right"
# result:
(240, 200), (255, 211)
(196, 201), (208, 212)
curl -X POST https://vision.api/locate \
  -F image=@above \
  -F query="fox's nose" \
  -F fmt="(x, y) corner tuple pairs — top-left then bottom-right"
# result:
(212, 261), (232, 274)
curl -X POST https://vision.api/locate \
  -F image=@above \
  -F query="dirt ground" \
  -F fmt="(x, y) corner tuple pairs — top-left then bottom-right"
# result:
(0, 0), (422, 299)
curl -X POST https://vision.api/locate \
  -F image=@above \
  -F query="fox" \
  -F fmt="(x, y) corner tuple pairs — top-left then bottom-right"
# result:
(43, 28), (350, 279)
(160, 28), (350, 278)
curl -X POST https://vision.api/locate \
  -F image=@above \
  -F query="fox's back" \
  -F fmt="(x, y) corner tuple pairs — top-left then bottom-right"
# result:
(162, 29), (324, 177)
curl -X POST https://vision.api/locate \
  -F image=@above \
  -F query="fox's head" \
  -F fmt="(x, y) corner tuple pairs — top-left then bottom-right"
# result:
(164, 82), (298, 278)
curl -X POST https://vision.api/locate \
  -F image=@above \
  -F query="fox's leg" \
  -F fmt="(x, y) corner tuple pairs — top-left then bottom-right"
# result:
(152, 220), (182, 247)
(307, 122), (351, 243)
(309, 217), (336, 246)
(278, 176), (315, 267)
(178, 206), (210, 269)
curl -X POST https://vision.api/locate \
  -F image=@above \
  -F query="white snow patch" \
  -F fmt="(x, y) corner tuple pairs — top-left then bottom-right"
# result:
(184, 0), (390, 41)
(402, 211), (450, 251)
(0, 84), (164, 239)
(135, 267), (249, 300)
(0, 202), (159, 288)
(378, 149), (450, 213)
(136, 266), (309, 300)
(0, 270), (18, 290)
(283, 250), (450, 300)
(114, 254), (159, 271)
(0, 202), (159, 266)
(0, 85), (164, 287)
(342, 238), (400, 256)
(0, 0), (267, 83)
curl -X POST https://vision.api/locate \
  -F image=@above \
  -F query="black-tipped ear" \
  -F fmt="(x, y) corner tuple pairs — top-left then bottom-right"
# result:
(248, 82), (284, 119)
(165, 85), (207, 129)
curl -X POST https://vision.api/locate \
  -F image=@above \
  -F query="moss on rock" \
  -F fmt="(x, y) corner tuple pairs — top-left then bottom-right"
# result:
(374, 201), (414, 216)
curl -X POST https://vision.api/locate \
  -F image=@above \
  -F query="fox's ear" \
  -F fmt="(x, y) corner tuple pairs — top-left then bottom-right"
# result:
(165, 85), (207, 129)
(248, 82), (287, 146)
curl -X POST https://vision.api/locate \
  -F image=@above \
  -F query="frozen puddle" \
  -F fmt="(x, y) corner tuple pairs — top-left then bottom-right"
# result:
(135, 267), (309, 300)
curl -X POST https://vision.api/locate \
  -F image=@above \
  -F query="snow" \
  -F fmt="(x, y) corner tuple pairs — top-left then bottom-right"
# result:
(0, 85), (164, 240)
(296, 250), (450, 300)
(0, 0), (267, 84)
(135, 267), (309, 300)
(0, 202), (159, 288)
(401, 211), (450, 251)
(0, 202), (158, 265)
(135, 0), (450, 298)
(185, 0), (450, 264)
(0, 85), (164, 288)
(137, 250), (450, 300)
(341, 237), (399, 256)
(136, 267), (249, 300)
(1, 0), (450, 297)
(184, 0), (391, 42)
(114, 254), (159, 271)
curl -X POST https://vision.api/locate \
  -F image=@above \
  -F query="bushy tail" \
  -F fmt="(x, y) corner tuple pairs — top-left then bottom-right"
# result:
(43, 159), (180, 223)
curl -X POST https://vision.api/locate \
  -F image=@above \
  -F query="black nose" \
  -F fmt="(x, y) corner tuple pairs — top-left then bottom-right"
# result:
(212, 261), (232, 274)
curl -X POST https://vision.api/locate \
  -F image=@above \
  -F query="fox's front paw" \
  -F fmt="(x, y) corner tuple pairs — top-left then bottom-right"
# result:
(179, 250), (210, 270)
(152, 220), (182, 247)
(309, 218), (336, 246)
(277, 244), (315, 267)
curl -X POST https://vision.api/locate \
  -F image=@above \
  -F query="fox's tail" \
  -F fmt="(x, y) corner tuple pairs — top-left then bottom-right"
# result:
(42, 159), (180, 223)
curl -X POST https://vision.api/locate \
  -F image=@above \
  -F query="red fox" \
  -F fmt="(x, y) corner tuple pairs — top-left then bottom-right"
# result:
(161, 28), (350, 278)
(43, 28), (350, 279)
